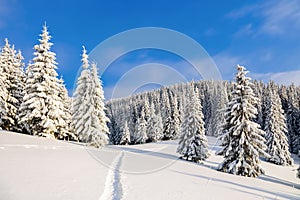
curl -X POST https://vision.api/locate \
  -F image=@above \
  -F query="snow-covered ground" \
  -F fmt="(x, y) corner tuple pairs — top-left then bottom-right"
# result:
(0, 131), (299, 200)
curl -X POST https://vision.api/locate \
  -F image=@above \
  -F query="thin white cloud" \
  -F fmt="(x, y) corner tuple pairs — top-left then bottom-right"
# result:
(226, 4), (259, 19)
(260, 0), (300, 35)
(234, 23), (254, 37)
(228, 0), (300, 36)
(250, 70), (300, 86)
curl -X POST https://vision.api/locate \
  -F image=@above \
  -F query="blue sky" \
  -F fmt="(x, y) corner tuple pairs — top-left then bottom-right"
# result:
(1, 0), (300, 98)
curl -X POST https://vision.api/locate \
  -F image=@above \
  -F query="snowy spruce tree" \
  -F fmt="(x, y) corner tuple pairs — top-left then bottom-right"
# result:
(168, 92), (181, 139)
(207, 82), (228, 136)
(56, 78), (77, 141)
(0, 59), (7, 127)
(72, 47), (109, 148)
(133, 107), (148, 144)
(18, 25), (65, 138)
(72, 47), (92, 142)
(161, 88), (171, 139)
(177, 86), (209, 162)
(285, 84), (300, 154)
(218, 65), (267, 177)
(128, 100), (139, 139)
(119, 121), (130, 145)
(107, 109), (121, 144)
(0, 39), (25, 131)
(147, 103), (163, 142)
(90, 62), (110, 145)
(264, 85), (293, 166)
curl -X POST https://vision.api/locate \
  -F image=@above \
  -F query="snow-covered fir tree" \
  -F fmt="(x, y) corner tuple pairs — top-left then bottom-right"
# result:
(264, 85), (293, 166)
(72, 47), (93, 143)
(14, 49), (25, 104)
(161, 88), (172, 140)
(18, 25), (65, 138)
(108, 112), (121, 144)
(133, 107), (148, 144)
(72, 47), (109, 147)
(218, 65), (267, 177)
(0, 39), (25, 131)
(168, 92), (181, 139)
(56, 78), (77, 141)
(142, 95), (151, 122)
(11, 49), (25, 132)
(128, 100), (139, 140)
(252, 80), (264, 128)
(89, 62), (110, 145)
(106, 104), (120, 144)
(177, 86), (209, 162)
(158, 88), (181, 140)
(287, 84), (300, 154)
(147, 102), (163, 142)
(201, 81), (213, 135)
(0, 60), (7, 128)
(207, 82), (228, 136)
(119, 121), (130, 145)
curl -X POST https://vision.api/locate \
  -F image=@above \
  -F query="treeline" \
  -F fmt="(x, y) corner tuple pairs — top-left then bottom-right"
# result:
(106, 74), (300, 155)
(107, 65), (300, 178)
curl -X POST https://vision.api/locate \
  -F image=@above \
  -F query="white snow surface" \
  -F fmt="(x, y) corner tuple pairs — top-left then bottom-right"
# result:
(0, 131), (299, 200)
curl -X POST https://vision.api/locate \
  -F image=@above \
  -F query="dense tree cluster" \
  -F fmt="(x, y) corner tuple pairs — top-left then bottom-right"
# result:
(106, 74), (300, 157)
(0, 25), (109, 148)
(106, 65), (299, 177)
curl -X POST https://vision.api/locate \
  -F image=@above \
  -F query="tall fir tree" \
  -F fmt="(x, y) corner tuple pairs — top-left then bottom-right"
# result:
(161, 88), (172, 140)
(72, 46), (93, 142)
(147, 102), (163, 142)
(0, 81), (7, 128)
(168, 92), (181, 139)
(285, 84), (300, 154)
(177, 86), (209, 162)
(72, 47), (109, 147)
(18, 25), (64, 138)
(218, 65), (267, 177)
(264, 85), (293, 166)
(0, 45), (8, 128)
(56, 78), (77, 141)
(107, 106), (120, 144)
(0, 39), (25, 131)
(119, 121), (130, 145)
(133, 107), (148, 144)
(207, 82), (228, 136)
(128, 100), (138, 140)
(90, 62), (110, 146)
(14, 50), (25, 105)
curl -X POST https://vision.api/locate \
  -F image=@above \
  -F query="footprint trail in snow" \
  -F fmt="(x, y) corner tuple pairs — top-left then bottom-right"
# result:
(99, 151), (125, 200)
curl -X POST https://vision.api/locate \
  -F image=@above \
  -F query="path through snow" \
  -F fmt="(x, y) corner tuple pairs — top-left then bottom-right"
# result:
(99, 151), (124, 200)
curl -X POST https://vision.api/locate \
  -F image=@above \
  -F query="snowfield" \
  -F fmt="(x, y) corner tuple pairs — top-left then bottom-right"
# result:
(0, 131), (299, 200)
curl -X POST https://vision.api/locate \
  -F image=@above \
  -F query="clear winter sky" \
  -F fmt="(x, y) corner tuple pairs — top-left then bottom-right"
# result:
(1, 0), (300, 98)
